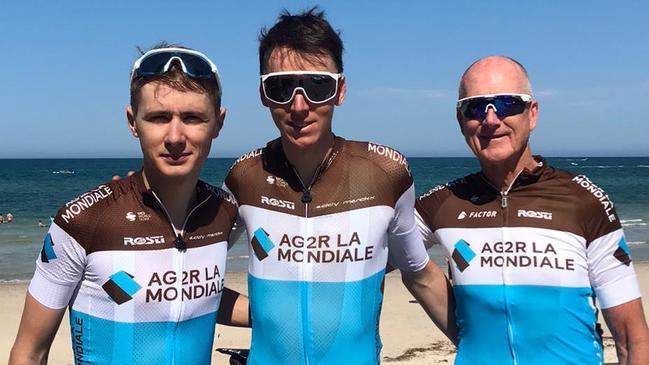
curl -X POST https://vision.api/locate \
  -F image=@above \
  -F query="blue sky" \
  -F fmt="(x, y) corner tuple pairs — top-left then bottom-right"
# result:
(1, 0), (647, 158)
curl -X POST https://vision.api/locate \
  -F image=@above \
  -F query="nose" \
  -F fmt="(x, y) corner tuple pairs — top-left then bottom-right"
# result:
(290, 90), (310, 114)
(165, 117), (186, 146)
(482, 105), (501, 127)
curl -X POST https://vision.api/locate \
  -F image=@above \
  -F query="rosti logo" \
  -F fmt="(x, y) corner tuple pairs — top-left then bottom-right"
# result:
(61, 185), (113, 223)
(518, 210), (553, 220)
(261, 196), (295, 210)
(123, 236), (165, 245)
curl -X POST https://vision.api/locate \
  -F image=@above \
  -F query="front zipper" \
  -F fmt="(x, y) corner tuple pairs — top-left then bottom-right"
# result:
(479, 170), (525, 364)
(149, 190), (212, 362)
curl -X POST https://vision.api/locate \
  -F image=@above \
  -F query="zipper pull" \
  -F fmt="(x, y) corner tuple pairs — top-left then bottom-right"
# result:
(175, 234), (186, 251)
(501, 194), (508, 208)
(301, 189), (312, 203)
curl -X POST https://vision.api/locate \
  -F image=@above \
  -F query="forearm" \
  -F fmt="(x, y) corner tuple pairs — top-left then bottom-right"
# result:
(8, 346), (49, 365)
(620, 335), (649, 365)
(401, 260), (457, 344)
(216, 287), (250, 327)
(603, 298), (649, 365)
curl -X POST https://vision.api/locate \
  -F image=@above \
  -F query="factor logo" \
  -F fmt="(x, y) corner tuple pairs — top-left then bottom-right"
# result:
(457, 211), (467, 220)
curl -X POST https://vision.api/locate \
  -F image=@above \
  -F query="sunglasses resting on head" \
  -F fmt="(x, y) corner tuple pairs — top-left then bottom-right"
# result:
(261, 71), (342, 105)
(457, 93), (532, 120)
(130, 47), (222, 95)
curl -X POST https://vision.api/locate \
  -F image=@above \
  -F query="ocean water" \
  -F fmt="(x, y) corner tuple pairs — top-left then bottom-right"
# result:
(1, 157), (648, 281)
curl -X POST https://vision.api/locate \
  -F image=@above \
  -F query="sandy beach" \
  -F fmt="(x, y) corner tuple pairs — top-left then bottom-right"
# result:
(3, 263), (649, 364)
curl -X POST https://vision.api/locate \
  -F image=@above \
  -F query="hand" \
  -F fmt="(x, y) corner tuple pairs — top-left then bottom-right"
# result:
(112, 171), (136, 181)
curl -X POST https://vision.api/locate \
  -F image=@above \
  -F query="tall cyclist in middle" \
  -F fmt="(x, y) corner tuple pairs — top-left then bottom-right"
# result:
(224, 8), (456, 365)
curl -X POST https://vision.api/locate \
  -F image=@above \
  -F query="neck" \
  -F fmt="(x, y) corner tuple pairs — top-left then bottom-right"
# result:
(282, 133), (335, 185)
(142, 167), (198, 229)
(480, 147), (538, 192)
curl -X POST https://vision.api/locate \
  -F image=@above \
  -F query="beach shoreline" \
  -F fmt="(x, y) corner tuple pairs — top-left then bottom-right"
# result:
(3, 263), (649, 364)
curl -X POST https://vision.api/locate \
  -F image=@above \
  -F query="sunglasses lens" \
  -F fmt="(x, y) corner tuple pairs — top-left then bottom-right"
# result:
(493, 96), (526, 118)
(137, 52), (173, 77)
(137, 52), (213, 79)
(264, 75), (300, 103)
(177, 53), (213, 79)
(460, 96), (528, 120)
(302, 74), (337, 102)
(263, 74), (337, 104)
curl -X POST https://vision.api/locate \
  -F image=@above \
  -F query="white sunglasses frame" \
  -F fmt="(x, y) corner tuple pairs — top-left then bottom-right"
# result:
(456, 93), (533, 111)
(260, 71), (343, 105)
(130, 47), (222, 96)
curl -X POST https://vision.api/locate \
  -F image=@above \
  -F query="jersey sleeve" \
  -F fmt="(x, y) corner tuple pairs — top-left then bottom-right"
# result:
(28, 221), (87, 309)
(588, 227), (641, 309)
(576, 176), (642, 309)
(387, 182), (430, 272)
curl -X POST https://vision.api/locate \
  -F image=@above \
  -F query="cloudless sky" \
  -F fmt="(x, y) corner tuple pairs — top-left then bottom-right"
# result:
(1, 0), (647, 158)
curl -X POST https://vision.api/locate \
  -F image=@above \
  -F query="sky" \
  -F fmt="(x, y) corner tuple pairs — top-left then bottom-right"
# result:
(1, 0), (647, 158)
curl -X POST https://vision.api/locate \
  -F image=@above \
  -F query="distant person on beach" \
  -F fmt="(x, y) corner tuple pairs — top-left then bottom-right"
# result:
(222, 8), (455, 364)
(416, 56), (649, 364)
(36, 219), (45, 228)
(0, 214), (4, 224)
(6, 212), (13, 222)
(10, 44), (249, 364)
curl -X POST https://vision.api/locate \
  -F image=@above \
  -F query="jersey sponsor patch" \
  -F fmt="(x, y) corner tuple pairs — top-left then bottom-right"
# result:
(40, 233), (57, 263)
(614, 237), (632, 266)
(60, 185), (113, 223)
(367, 142), (410, 175)
(252, 228), (274, 260)
(102, 271), (142, 304)
(572, 175), (616, 222)
(452, 239), (476, 272)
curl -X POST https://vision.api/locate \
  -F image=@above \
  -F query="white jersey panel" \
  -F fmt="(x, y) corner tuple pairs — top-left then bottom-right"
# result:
(241, 204), (391, 283)
(436, 226), (592, 288)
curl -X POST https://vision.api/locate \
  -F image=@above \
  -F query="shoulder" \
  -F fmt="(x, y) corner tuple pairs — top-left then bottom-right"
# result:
(344, 139), (411, 180)
(198, 181), (237, 208)
(52, 177), (135, 248)
(54, 179), (124, 228)
(557, 170), (621, 233)
(417, 174), (475, 212)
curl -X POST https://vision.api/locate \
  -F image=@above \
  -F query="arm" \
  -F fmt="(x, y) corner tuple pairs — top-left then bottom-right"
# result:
(401, 260), (458, 344)
(216, 287), (250, 327)
(9, 293), (66, 365)
(602, 298), (649, 365)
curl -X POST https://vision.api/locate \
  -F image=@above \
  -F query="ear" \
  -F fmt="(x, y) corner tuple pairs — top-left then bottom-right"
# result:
(528, 100), (539, 131)
(126, 106), (139, 138)
(259, 83), (269, 107)
(334, 75), (346, 106)
(456, 110), (466, 134)
(213, 107), (226, 139)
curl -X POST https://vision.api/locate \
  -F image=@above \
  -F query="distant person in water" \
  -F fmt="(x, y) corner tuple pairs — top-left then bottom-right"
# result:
(37, 220), (46, 228)
(6, 212), (14, 223)
(0, 214), (4, 224)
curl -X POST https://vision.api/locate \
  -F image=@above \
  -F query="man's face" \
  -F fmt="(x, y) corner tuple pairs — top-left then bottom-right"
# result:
(126, 82), (224, 180)
(261, 48), (346, 150)
(458, 63), (538, 165)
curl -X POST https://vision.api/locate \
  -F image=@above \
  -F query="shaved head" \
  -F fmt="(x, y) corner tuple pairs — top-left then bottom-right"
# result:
(459, 56), (532, 98)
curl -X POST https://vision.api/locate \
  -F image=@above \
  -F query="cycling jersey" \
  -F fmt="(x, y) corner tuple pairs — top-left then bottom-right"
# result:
(415, 157), (641, 365)
(29, 172), (237, 365)
(224, 136), (430, 365)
